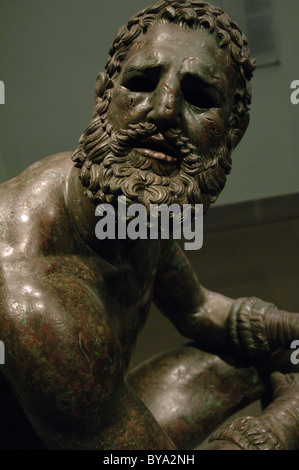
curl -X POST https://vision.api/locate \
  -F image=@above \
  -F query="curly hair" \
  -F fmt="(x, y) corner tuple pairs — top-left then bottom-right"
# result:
(72, 1), (256, 211)
(104, 1), (255, 111)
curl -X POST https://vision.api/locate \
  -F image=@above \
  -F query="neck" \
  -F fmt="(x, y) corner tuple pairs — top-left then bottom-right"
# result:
(66, 165), (151, 261)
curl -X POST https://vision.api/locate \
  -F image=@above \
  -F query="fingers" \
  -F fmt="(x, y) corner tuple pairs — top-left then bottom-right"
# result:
(270, 371), (299, 400)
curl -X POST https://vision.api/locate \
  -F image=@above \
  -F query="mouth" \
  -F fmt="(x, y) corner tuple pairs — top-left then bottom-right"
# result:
(134, 136), (179, 164)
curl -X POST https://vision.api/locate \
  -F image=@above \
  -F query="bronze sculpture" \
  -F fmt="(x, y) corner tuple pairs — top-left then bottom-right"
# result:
(0, 0), (298, 450)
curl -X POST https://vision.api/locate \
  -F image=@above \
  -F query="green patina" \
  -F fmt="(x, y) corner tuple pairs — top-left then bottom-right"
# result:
(44, 169), (64, 181)
(251, 374), (258, 384)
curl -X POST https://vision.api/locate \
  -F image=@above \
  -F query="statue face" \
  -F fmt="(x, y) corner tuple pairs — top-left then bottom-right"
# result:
(76, 21), (240, 213)
(107, 22), (237, 159)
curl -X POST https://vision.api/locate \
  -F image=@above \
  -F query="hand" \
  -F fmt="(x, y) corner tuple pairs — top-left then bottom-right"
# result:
(207, 371), (299, 450)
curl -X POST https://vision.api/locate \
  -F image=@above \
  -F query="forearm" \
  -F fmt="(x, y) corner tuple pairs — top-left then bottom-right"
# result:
(166, 287), (234, 351)
(169, 289), (299, 359)
(155, 242), (299, 358)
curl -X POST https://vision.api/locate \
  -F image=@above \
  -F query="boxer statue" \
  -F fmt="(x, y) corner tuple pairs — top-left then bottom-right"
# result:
(0, 1), (298, 450)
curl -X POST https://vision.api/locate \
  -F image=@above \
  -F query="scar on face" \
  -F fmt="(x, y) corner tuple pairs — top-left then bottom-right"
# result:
(133, 40), (147, 52)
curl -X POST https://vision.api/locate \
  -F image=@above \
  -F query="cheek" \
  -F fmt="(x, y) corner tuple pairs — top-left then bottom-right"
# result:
(189, 111), (227, 152)
(107, 87), (149, 128)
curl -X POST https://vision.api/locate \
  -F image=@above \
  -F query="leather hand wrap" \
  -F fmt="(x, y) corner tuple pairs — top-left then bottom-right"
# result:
(209, 415), (282, 450)
(228, 297), (299, 357)
(227, 297), (275, 357)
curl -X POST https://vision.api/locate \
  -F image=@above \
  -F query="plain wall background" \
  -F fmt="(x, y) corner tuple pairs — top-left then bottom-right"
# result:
(0, 0), (298, 204)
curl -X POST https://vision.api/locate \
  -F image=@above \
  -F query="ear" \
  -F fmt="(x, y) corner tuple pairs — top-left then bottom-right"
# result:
(230, 111), (250, 150)
(95, 72), (109, 98)
(93, 72), (109, 116)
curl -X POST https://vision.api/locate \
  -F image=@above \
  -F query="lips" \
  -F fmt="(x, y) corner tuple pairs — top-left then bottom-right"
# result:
(134, 135), (179, 164)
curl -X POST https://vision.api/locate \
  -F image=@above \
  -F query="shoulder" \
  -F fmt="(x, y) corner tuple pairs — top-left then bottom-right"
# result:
(0, 151), (79, 325)
(0, 152), (74, 257)
(0, 151), (73, 211)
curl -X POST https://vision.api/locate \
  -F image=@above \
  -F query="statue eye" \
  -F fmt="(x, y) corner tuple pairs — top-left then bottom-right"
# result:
(184, 90), (218, 109)
(122, 67), (160, 93)
(123, 75), (157, 93)
(181, 76), (220, 109)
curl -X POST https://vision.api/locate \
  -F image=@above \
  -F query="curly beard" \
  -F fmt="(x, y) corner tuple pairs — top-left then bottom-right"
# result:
(72, 97), (233, 215)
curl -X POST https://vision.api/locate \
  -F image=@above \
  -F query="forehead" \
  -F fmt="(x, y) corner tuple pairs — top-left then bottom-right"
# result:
(122, 22), (235, 84)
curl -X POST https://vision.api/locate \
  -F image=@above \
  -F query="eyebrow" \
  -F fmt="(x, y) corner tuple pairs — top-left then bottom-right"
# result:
(123, 61), (161, 75)
(122, 60), (226, 95)
(183, 70), (226, 94)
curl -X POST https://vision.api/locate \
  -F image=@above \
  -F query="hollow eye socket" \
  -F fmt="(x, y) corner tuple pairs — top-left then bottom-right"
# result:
(124, 75), (157, 93)
(184, 90), (219, 109)
(122, 67), (160, 93)
(181, 76), (220, 109)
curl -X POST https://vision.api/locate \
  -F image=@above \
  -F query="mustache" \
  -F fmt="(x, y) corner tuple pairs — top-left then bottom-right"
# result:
(78, 112), (223, 180)
(108, 121), (202, 175)
(74, 111), (230, 213)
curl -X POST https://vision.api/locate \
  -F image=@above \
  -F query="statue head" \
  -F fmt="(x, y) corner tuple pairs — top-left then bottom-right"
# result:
(72, 0), (256, 213)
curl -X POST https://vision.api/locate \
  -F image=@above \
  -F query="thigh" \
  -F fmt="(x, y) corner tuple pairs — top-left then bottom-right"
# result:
(127, 343), (265, 450)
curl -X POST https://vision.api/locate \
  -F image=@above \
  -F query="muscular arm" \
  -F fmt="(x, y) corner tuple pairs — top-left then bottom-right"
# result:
(153, 241), (237, 351)
(0, 157), (177, 450)
(0, 255), (175, 450)
(154, 241), (299, 358)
